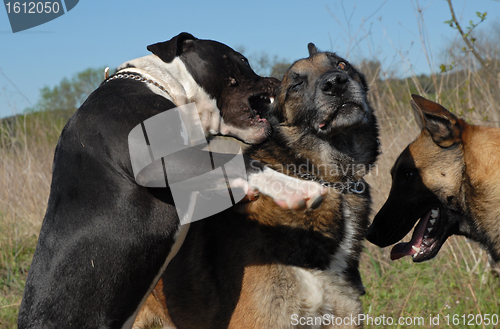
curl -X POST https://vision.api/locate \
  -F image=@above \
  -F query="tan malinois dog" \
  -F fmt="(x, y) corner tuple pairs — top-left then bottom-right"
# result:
(367, 94), (500, 266)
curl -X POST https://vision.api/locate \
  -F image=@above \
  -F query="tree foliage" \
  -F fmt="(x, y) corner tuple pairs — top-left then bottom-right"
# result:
(441, 1), (498, 77)
(27, 67), (106, 113)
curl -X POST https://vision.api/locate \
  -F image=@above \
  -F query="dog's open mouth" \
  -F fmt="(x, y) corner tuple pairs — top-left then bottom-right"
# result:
(248, 92), (274, 124)
(390, 206), (446, 262)
(220, 92), (276, 145)
(317, 102), (366, 134)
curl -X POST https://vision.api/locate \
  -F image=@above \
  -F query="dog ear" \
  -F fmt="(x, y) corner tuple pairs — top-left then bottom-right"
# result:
(308, 43), (318, 56)
(411, 94), (464, 148)
(410, 99), (426, 130)
(147, 32), (197, 63)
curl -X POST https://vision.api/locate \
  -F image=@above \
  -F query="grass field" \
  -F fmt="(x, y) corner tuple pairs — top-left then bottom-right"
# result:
(1, 61), (500, 328)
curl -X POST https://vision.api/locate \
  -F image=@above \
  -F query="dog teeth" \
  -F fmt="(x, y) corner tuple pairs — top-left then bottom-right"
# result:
(269, 96), (275, 104)
(431, 208), (439, 219)
(427, 227), (433, 233)
(430, 219), (436, 225)
(424, 235), (429, 239)
(412, 246), (421, 253)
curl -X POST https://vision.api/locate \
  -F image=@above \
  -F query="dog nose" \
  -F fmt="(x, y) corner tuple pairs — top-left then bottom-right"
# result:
(365, 224), (379, 244)
(320, 73), (348, 95)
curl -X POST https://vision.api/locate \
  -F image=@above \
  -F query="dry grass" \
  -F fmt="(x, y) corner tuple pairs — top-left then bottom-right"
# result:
(0, 111), (66, 327)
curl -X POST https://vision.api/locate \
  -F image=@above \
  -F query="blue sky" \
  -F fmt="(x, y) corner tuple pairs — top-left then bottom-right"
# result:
(1, 0), (499, 117)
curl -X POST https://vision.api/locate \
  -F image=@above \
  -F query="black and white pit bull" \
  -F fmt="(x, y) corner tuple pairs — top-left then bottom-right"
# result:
(17, 33), (325, 329)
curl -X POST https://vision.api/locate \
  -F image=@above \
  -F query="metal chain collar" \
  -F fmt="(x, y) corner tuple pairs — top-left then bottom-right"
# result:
(104, 72), (171, 97)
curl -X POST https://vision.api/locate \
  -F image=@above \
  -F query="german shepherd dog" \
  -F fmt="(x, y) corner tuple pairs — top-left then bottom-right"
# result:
(367, 94), (500, 265)
(133, 44), (379, 329)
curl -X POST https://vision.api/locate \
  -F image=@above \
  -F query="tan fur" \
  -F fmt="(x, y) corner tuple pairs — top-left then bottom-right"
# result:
(228, 263), (362, 329)
(368, 94), (500, 265)
(462, 125), (500, 256)
(409, 130), (465, 203)
(133, 279), (175, 329)
(410, 121), (500, 258)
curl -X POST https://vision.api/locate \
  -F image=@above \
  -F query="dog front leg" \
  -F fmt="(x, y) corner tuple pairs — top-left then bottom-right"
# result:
(234, 158), (327, 210)
(135, 147), (326, 211)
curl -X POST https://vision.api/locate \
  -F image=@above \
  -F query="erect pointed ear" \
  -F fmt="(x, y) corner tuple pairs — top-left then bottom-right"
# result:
(147, 32), (197, 63)
(410, 99), (425, 130)
(411, 94), (464, 148)
(308, 43), (318, 57)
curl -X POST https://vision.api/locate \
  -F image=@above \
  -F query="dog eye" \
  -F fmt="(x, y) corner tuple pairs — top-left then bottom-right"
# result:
(241, 57), (250, 66)
(229, 77), (238, 86)
(403, 170), (415, 182)
(290, 81), (304, 91)
(337, 61), (348, 70)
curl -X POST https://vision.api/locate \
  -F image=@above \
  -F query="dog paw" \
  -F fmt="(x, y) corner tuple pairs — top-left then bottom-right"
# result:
(246, 168), (327, 210)
(230, 177), (260, 201)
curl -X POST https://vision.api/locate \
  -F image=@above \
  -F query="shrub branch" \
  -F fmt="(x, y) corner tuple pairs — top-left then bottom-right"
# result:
(445, 0), (494, 77)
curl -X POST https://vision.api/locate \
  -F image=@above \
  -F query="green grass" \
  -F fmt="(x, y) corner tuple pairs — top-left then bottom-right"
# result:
(361, 237), (500, 328)
(0, 225), (35, 328)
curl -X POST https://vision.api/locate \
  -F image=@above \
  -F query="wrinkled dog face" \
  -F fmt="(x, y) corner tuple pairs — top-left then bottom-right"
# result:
(179, 39), (279, 139)
(274, 43), (370, 137)
(147, 33), (279, 144)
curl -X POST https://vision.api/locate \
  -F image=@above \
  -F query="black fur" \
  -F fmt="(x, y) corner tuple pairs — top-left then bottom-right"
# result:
(18, 34), (277, 329)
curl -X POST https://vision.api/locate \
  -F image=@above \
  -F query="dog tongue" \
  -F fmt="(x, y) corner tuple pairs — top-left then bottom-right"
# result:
(390, 210), (431, 260)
